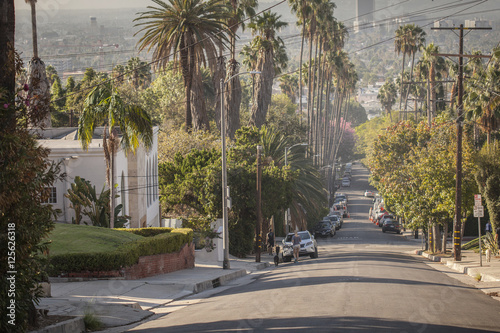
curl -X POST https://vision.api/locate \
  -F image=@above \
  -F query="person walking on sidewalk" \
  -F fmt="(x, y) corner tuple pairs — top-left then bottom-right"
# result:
(292, 230), (302, 263)
(486, 222), (492, 234)
(267, 229), (275, 255)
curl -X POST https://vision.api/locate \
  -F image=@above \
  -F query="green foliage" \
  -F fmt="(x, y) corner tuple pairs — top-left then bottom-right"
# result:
(0, 99), (61, 332)
(346, 99), (368, 128)
(116, 227), (173, 237)
(368, 117), (477, 230)
(64, 176), (129, 228)
(265, 94), (307, 143)
(354, 113), (394, 163)
(475, 143), (500, 230)
(83, 309), (103, 331)
(48, 228), (193, 276)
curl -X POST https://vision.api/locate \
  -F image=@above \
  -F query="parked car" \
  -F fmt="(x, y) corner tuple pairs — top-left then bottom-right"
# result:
(378, 214), (395, 227)
(324, 215), (341, 230)
(332, 204), (347, 218)
(342, 179), (351, 187)
(382, 219), (401, 234)
(314, 220), (335, 237)
(329, 211), (344, 226)
(282, 231), (318, 262)
(334, 193), (348, 202)
(364, 190), (374, 197)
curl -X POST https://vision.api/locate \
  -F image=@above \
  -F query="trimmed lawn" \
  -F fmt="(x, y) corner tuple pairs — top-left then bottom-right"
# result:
(46, 223), (144, 256)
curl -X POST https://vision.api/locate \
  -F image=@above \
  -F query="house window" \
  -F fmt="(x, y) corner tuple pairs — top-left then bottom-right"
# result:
(43, 187), (57, 204)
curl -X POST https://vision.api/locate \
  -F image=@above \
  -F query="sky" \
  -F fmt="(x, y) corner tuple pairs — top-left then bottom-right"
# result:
(15, 0), (153, 11)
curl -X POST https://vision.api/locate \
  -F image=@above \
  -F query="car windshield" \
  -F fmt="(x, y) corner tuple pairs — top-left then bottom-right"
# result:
(319, 222), (329, 227)
(326, 216), (338, 221)
(285, 232), (310, 242)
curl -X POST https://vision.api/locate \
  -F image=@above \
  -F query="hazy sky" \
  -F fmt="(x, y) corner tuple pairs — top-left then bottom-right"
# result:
(15, 0), (153, 11)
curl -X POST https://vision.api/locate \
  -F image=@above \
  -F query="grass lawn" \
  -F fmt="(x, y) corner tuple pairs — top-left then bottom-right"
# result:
(46, 223), (144, 256)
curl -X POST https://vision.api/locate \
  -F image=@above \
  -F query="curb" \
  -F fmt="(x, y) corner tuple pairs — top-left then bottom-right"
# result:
(30, 317), (85, 333)
(414, 249), (500, 282)
(187, 268), (248, 294)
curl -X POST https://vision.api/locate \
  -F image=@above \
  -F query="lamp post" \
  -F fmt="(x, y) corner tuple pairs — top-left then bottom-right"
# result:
(284, 143), (308, 233)
(220, 71), (260, 270)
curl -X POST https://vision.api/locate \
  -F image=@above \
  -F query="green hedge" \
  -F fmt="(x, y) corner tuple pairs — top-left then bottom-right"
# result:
(115, 227), (174, 237)
(48, 228), (193, 276)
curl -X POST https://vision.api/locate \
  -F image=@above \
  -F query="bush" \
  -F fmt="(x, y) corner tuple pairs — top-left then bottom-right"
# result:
(48, 228), (193, 276)
(116, 227), (174, 237)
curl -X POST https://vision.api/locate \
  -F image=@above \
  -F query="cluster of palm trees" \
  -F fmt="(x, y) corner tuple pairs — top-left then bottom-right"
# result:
(133, 0), (357, 171)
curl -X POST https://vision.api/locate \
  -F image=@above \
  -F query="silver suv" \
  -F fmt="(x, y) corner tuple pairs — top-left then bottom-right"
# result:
(282, 231), (318, 262)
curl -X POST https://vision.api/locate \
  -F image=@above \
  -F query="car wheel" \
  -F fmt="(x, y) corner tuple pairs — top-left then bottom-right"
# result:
(283, 256), (292, 262)
(397, 231), (401, 234)
(382, 229), (386, 233)
(310, 247), (318, 259)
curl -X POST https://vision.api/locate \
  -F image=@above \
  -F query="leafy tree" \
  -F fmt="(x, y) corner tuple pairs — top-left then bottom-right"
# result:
(265, 94), (306, 142)
(0, 64), (61, 331)
(345, 100), (368, 128)
(475, 143), (500, 230)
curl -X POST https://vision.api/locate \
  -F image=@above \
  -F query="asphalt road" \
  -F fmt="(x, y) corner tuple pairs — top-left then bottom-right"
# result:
(128, 163), (500, 333)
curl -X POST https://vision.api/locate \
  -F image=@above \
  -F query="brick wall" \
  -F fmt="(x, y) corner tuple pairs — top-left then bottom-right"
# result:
(66, 243), (195, 280)
(124, 243), (195, 280)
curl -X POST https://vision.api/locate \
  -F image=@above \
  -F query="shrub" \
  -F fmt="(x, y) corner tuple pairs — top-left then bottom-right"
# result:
(116, 227), (173, 237)
(48, 228), (193, 276)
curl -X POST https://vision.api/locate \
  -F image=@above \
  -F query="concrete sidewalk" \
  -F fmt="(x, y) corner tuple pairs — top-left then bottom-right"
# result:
(32, 255), (273, 332)
(401, 230), (500, 282)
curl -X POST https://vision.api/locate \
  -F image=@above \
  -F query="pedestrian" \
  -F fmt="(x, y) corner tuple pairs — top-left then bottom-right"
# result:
(486, 221), (492, 234)
(292, 230), (301, 263)
(267, 228), (275, 255)
(495, 226), (500, 254)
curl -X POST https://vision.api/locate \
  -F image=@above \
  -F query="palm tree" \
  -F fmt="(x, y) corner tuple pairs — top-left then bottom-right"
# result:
(279, 74), (299, 103)
(378, 80), (397, 121)
(25, 0), (51, 128)
(465, 48), (500, 145)
(78, 81), (153, 228)
(125, 57), (152, 89)
(134, 0), (231, 131)
(403, 25), (426, 114)
(259, 126), (325, 232)
(222, 0), (258, 135)
(394, 25), (412, 116)
(420, 43), (444, 120)
(246, 11), (288, 128)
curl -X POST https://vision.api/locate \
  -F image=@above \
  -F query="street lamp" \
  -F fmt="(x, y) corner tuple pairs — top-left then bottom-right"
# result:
(284, 143), (308, 233)
(220, 71), (260, 270)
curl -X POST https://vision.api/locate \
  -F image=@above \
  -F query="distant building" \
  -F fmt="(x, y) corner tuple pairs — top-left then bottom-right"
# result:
(47, 58), (73, 75)
(354, 0), (374, 33)
(34, 127), (160, 228)
(90, 16), (98, 35)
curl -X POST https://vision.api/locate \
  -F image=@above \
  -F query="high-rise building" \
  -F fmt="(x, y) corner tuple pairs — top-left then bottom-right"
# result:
(90, 17), (98, 35)
(356, 0), (374, 22)
(354, 0), (374, 33)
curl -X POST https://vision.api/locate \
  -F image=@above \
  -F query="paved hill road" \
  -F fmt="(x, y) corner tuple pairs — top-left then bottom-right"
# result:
(126, 163), (500, 333)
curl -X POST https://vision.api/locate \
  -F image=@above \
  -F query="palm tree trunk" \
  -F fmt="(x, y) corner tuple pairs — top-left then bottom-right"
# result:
(307, 30), (314, 158)
(250, 49), (274, 128)
(399, 53), (406, 119)
(299, 10), (305, 126)
(0, 0), (16, 107)
(191, 65), (209, 131)
(404, 52), (416, 116)
(29, 0), (38, 58)
(226, 59), (242, 139)
(180, 42), (193, 131)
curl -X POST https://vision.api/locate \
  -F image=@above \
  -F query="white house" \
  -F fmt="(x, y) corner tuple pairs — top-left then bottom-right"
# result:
(34, 126), (160, 228)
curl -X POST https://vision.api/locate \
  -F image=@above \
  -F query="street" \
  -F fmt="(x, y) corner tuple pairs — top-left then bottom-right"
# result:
(127, 163), (500, 333)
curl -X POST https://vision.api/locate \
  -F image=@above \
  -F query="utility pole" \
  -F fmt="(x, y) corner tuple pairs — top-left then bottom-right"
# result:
(432, 24), (492, 261)
(256, 145), (263, 263)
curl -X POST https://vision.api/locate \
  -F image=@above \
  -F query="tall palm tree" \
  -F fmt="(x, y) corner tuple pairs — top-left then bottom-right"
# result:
(134, 0), (231, 131)
(221, 0), (258, 134)
(394, 25), (411, 116)
(246, 11), (288, 128)
(78, 81), (153, 228)
(25, 0), (51, 128)
(465, 48), (500, 145)
(403, 24), (426, 114)
(278, 74), (299, 103)
(420, 43), (444, 120)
